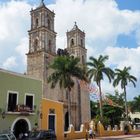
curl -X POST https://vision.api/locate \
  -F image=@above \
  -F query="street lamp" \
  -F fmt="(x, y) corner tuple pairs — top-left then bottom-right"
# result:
(2, 111), (6, 119)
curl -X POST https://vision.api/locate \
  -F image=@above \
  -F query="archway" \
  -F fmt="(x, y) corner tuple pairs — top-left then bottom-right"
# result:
(65, 112), (69, 131)
(134, 118), (140, 123)
(13, 119), (29, 138)
(133, 118), (140, 129)
(70, 39), (74, 47)
(34, 39), (38, 51)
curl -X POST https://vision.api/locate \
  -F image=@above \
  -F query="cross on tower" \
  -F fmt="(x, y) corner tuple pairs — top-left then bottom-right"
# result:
(40, 0), (44, 5)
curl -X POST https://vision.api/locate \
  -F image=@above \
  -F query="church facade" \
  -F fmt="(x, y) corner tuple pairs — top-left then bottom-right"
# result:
(27, 1), (90, 130)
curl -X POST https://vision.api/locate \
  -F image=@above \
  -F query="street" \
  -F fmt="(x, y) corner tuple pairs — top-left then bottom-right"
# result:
(74, 134), (140, 140)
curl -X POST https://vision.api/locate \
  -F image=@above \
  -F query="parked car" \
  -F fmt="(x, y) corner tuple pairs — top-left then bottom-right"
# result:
(24, 130), (56, 140)
(0, 133), (16, 140)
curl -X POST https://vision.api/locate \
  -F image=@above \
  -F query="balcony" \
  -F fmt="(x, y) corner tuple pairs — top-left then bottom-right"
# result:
(6, 104), (35, 115)
(16, 104), (34, 112)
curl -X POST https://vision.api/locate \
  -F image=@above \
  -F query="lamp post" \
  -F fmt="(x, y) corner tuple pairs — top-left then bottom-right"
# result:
(2, 111), (6, 119)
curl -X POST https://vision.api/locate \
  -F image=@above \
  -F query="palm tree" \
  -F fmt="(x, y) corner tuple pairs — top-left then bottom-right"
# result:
(87, 55), (114, 118)
(113, 66), (137, 120)
(47, 55), (86, 126)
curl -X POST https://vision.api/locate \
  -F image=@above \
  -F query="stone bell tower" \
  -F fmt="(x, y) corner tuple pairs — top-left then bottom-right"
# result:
(27, 0), (56, 98)
(66, 23), (90, 129)
(67, 22), (87, 65)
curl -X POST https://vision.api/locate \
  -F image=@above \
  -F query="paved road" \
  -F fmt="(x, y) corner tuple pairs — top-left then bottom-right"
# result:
(74, 134), (140, 140)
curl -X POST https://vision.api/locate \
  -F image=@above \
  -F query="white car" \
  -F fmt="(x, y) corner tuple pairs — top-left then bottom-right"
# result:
(0, 133), (16, 140)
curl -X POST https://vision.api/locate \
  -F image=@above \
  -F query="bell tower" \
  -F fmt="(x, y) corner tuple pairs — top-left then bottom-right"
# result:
(67, 22), (87, 64)
(66, 23), (90, 129)
(27, 0), (56, 82)
(28, 0), (56, 55)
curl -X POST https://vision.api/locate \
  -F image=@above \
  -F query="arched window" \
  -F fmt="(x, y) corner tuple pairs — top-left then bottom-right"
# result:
(70, 39), (74, 47)
(134, 118), (140, 123)
(35, 18), (39, 27)
(81, 39), (83, 47)
(82, 55), (85, 64)
(48, 40), (52, 52)
(48, 19), (51, 30)
(34, 39), (38, 51)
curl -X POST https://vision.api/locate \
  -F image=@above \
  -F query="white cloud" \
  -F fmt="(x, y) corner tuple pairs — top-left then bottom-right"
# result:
(103, 46), (140, 100)
(0, 0), (31, 72)
(2, 56), (17, 69)
(0, 0), (140, 99)
(0, 0), (30, 41)
(49, 0), (140, 53)
(48, 0), (140, 100)
(15, 37), (28, 65)
(136, 29), (140, 45)
(105, 46), (140, 77)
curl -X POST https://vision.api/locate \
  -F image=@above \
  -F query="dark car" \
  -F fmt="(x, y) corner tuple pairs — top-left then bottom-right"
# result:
(24, 130), (56, 140)
(0, 133), (16, 140)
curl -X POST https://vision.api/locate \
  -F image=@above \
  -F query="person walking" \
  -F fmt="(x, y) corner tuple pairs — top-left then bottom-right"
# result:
(89, 128), (93, 139)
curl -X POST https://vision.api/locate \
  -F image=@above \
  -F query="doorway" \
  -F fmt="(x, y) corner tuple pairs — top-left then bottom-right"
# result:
(65, 112), (69, 131)
(48, 115), (55, 131)
(13, 119), (29, 138)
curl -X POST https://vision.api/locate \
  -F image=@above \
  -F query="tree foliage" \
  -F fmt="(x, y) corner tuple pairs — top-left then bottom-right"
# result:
(113, 66), (137, 120)
(90, 91), (124, 127)
(87, 55), (114, 118)
(48, 56), (86, 89)
(128, 95), (140, 112)
(47, 55), (86, 127)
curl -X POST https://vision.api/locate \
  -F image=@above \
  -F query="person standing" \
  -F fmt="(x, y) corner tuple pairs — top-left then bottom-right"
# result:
(89, 128), (93, 139)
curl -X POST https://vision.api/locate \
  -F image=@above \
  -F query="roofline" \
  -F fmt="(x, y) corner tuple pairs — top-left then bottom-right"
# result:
(0, 68), (42, 81)
(30, 5), (55, 16)
(42, 98), (64, 105)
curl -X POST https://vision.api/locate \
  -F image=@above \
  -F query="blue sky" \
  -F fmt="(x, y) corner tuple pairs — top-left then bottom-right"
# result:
(0, 0), (140, 100)
(116, 0), (140, 11)
(26, 0), (56, 5)
(115, 0), (140, 49)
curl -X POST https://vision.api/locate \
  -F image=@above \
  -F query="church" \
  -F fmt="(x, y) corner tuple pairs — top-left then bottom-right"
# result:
(26, 0), (90, 130)
(0, 0), (90, 136)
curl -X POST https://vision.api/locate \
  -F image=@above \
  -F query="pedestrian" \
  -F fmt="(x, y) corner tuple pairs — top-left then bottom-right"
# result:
(89, 128), (93, 139)
(19, 132), (23, 140)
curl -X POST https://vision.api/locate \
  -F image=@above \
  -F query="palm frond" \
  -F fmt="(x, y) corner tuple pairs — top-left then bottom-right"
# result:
(47, 55), (86, 90)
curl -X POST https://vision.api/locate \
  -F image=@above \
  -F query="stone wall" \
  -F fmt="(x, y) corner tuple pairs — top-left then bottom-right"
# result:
(64, 121), (140, 140)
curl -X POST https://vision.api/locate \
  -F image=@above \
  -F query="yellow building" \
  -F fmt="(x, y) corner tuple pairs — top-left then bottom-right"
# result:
(41, 98), (64, 140)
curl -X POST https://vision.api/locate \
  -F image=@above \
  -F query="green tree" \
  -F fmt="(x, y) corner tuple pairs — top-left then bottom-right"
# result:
(47, 55), (86, 126)
(105, 90), (125, 108)
(87, 55), (114, 118)
(103, 91), (124, 126)
(90, 101), (98, 118)
(113, 66), (137, 120)
(128, 95), (140, 112)
(91, 91), (124, 126)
